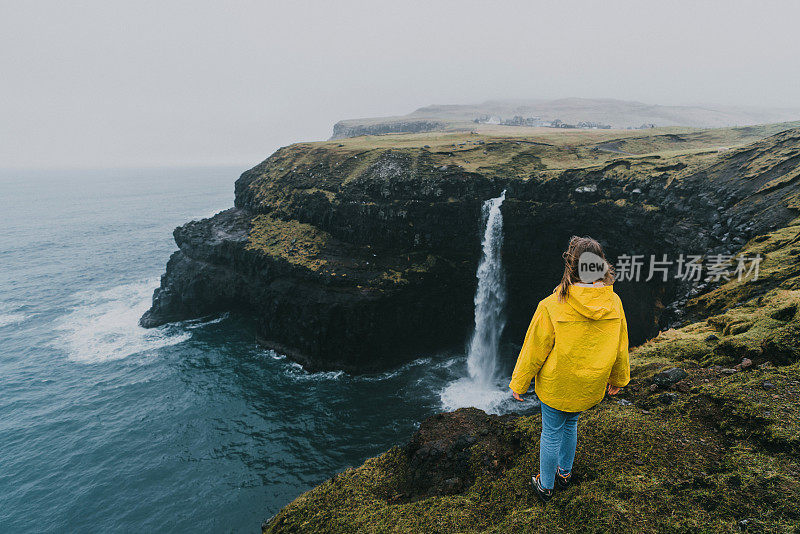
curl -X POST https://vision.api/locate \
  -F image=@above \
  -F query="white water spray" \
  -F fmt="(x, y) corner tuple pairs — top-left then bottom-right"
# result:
(441, 190), (511, 413)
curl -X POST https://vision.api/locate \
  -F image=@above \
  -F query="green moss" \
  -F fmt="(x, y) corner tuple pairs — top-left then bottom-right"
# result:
(242, 125), (800, 217)
(246, 214), (446, 290)
(246, 214), (334, 272)
(700, 360), (800, 452)
(264, 398), (800, 533)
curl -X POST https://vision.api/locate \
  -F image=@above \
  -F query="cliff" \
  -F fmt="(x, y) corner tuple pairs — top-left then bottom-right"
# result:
(142, 124), (800, 372)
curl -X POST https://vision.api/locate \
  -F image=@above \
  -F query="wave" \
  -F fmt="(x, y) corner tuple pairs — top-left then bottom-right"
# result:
(355, 356), (435, 382)
(52, 279), (193, 364)
(0, 312), (32, 327)
(274, 354), (450, 384)
(283, 361), (345, 381)
(182, 313), (230, 329)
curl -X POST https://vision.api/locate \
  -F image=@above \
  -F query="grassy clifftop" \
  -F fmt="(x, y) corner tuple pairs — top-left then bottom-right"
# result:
(236, 122), (800, 293)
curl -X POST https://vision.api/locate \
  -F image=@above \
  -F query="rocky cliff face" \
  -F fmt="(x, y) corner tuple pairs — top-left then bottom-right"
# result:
(141, 129), (800, 371)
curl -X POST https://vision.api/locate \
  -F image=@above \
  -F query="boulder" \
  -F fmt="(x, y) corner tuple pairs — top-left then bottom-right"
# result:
(652, 367), (689, 387)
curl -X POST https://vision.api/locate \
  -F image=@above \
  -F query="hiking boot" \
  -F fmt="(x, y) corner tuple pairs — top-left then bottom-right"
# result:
(531, 474), (553, 503)
(555, 468), (573, 490)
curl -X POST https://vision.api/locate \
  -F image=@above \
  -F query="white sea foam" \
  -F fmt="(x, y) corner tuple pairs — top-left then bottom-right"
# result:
(0, 301), (34, 327)
(356, 356), (435, 382)
(53, 279), (191, 363)
(182, 313), (230, 329)
(0, 312), (31, 327)
(284, 361), (345, 381)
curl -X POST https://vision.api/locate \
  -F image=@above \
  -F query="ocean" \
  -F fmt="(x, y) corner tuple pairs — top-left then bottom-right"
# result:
(0, 167), (528, 532)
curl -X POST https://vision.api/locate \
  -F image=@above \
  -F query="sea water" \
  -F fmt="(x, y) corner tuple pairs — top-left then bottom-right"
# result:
(0, 170), (527, 532)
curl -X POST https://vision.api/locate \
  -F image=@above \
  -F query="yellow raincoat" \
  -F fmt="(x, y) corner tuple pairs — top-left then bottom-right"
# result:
(509, 284), (630, 412)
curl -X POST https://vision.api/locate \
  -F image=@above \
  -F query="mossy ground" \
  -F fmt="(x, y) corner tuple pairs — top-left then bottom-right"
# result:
(246, 213), (441, 290)
(265, 375), (800, 532)
(264, 281), (800, 533)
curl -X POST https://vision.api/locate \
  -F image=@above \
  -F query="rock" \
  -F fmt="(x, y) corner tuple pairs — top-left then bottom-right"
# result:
(443, 477), (461, 493)
(403, 407), (518, 499)
(705, 334), (719, 342)
(739, 358), (753, 370)
(676, 381), (691, 393)
(720, 368), (737, 375)
(762, 381), (775, 390)
(617, 399), (633, 406)
(652, 367), (689, 387)
(659, 392), (677, 405)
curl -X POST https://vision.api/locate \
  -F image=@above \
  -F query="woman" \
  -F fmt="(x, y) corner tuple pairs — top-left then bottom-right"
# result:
(509, 236), (630, 503)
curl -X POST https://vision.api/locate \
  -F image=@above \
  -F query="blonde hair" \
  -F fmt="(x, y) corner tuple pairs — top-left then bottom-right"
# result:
(556, 236), (615, 302)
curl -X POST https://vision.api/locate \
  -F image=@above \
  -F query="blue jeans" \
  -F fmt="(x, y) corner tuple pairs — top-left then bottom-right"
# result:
(539, 400), (581, 490)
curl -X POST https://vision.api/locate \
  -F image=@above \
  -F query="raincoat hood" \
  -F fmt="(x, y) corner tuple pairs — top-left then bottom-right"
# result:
(561, 285), (619, 321)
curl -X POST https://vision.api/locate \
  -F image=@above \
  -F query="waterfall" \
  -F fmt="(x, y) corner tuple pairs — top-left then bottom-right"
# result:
(466, 190), (507, 384)
(440, 190), (512, 414)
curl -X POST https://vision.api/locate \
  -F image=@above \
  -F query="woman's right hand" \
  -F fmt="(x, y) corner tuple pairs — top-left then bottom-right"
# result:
(512, 390), (524, 402)
(607, 383), (620, 395)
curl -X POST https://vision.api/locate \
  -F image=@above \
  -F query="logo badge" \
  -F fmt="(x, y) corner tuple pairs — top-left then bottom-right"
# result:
(578, 251), (608, 283)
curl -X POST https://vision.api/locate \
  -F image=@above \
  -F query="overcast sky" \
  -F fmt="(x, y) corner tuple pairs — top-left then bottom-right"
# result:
(2, 0), (799, 169)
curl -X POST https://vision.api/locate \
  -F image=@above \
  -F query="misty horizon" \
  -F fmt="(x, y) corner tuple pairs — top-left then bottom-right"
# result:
(3, 1), (800, 169)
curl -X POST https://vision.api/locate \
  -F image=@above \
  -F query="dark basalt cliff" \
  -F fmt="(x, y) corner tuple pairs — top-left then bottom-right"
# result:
(141, 128), (800, 372)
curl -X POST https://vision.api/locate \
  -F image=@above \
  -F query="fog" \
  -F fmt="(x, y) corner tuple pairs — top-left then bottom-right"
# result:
(2, 0), (799, 168)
